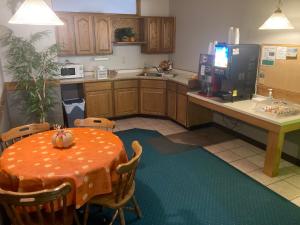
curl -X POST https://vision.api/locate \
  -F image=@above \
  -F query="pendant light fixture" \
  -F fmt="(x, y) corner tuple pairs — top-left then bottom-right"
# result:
(8, 0), (64, 26)
(259, 0), (294, 30)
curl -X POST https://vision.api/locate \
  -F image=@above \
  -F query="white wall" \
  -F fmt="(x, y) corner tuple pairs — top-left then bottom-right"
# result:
(141, 0), (170, 16)
(170, 0), (300, 71)
(0, 0), (170, 81)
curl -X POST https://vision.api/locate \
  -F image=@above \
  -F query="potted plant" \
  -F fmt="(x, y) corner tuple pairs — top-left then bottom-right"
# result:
(0, 27), (60, 123)
(115, 27), (136, 42)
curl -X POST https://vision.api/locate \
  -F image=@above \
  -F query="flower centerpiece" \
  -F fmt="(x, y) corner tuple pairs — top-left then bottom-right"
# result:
(52, 125), (74, 149)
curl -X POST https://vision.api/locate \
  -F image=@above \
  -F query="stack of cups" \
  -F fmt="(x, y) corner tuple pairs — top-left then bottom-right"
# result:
(207, 41), (219, 55)
(228, 27), (240, 44)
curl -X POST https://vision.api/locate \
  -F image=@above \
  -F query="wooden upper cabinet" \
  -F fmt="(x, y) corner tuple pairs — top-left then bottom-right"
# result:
(161, 17), (175, 53)
(74, 14), (95, 55)
(56, 13), (76, 56)
(94, 16), (112, 54)
(142, 17), (162, 53)
(142, 17), (175, 54)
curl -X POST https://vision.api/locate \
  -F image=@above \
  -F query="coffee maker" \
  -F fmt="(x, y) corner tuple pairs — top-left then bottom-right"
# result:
(199, 44), (260, 101)
(214, 44), (260, 101)
(198, 54), (221, 97)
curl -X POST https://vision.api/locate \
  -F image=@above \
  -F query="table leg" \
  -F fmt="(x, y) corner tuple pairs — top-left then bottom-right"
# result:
(263, 131), (285, 177)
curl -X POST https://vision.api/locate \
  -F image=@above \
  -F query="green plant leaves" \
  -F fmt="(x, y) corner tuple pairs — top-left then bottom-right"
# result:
(0, 27), (60, 123)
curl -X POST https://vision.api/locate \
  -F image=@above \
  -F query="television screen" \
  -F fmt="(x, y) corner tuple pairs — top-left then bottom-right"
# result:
(214, 46), (229, 68)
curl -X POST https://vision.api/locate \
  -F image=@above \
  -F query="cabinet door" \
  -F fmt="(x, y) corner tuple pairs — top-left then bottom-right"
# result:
(94, 16), (112, 55)
(114, 88), (138, 116)
(161, 17), (175, 53)
(140, 88), (166, 116)
(74, 14), (95, 55)
(56, 13), (76, 56)
(142, 17), (161, 53)
(86, 90), (113, 117)
(176, 93), (187, 126)
(167, 90), (176, 120)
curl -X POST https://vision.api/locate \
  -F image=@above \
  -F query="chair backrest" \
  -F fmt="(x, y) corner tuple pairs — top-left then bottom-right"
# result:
(74, 117), (115, 131)
(0, 182), (72, 225)
(1, 123), (50, 149)
(114, 141), (142, 203)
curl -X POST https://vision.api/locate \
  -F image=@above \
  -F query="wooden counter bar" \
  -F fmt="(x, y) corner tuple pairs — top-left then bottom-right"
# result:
(188, 92), (300, 177)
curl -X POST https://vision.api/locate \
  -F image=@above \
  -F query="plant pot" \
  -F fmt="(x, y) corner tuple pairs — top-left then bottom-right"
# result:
(122, 36), (129, 42)
(129, 36), (136, 42)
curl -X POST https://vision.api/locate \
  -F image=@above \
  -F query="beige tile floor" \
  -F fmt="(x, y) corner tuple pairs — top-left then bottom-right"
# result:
(114, 117), (300, 207)
(114, 117), (187, 135)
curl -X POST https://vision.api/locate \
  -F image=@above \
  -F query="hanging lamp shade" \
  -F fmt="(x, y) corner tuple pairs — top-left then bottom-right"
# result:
(259, 8), (294, 30)
(8, 0), (64, 26)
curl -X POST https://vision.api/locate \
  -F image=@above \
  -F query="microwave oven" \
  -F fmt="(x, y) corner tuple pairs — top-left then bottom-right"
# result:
(59, 64), (84, 79)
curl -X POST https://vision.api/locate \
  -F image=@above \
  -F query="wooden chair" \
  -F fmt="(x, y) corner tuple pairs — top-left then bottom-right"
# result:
(84, 141), (143, 225)
(0, 182), (80, 225)
(1, 123), (50, 149)
(74, 117), (116, 131)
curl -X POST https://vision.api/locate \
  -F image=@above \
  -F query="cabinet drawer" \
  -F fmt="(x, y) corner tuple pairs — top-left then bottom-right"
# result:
(84, 81), (112, 92)
(114, 80), (138, 89)
(177, 84), (188, 94)
(167, 81), (176, 91)
(140, 80), (166, 89)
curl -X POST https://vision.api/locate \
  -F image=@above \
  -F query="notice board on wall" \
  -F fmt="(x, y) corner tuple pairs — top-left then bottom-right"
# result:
(257, 44), (300, 104)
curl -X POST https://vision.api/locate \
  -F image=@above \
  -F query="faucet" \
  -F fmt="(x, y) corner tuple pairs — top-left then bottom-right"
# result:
(153, 66), (162, 73)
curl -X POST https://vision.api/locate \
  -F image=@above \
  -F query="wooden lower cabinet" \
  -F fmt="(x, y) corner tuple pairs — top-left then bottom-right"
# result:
(85, 90), (113, 117)
(167, 90), (176, 120)
(114, 88), (138, 116)
(140, 88), (166, 116)
(176, 93), (187, 126)
(82, 79), (206, 128)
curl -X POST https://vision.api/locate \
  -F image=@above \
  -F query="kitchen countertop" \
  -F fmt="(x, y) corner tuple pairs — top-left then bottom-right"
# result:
(187, 92), (300, 126)
(59, 69), (198, 87)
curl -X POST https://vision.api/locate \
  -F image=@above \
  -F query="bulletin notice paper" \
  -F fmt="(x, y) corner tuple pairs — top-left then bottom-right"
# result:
(286, 48), (298, 60)
(276, 47), (287, 60)
(261, 46), (276, 66)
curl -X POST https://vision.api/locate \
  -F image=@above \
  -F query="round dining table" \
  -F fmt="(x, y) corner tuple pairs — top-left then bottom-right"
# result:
(0, 128), (128, 208)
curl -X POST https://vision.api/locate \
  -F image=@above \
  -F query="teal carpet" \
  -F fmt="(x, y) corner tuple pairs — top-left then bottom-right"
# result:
(88, 128), (300, 225)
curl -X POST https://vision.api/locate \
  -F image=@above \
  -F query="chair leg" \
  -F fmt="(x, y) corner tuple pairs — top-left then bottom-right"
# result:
(83, 205), (89, 225)
(118, 208), (126, 225)
(109, 210), (118, 225)
(73, 210), (81, 225)
(132, 196), (142, 219)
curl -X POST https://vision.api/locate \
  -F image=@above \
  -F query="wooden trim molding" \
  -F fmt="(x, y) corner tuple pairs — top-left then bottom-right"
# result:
(257, 84), (300, 104)
(4, 80), (60, 92)
(136, 0), (141, 16)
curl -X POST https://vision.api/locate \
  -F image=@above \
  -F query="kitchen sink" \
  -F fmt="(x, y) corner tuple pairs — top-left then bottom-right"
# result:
(137, 72), (163, 77)
(137, 72), (176, 78)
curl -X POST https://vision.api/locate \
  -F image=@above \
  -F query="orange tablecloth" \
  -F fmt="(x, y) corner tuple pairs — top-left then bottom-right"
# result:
(0, 128), (128, 208)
